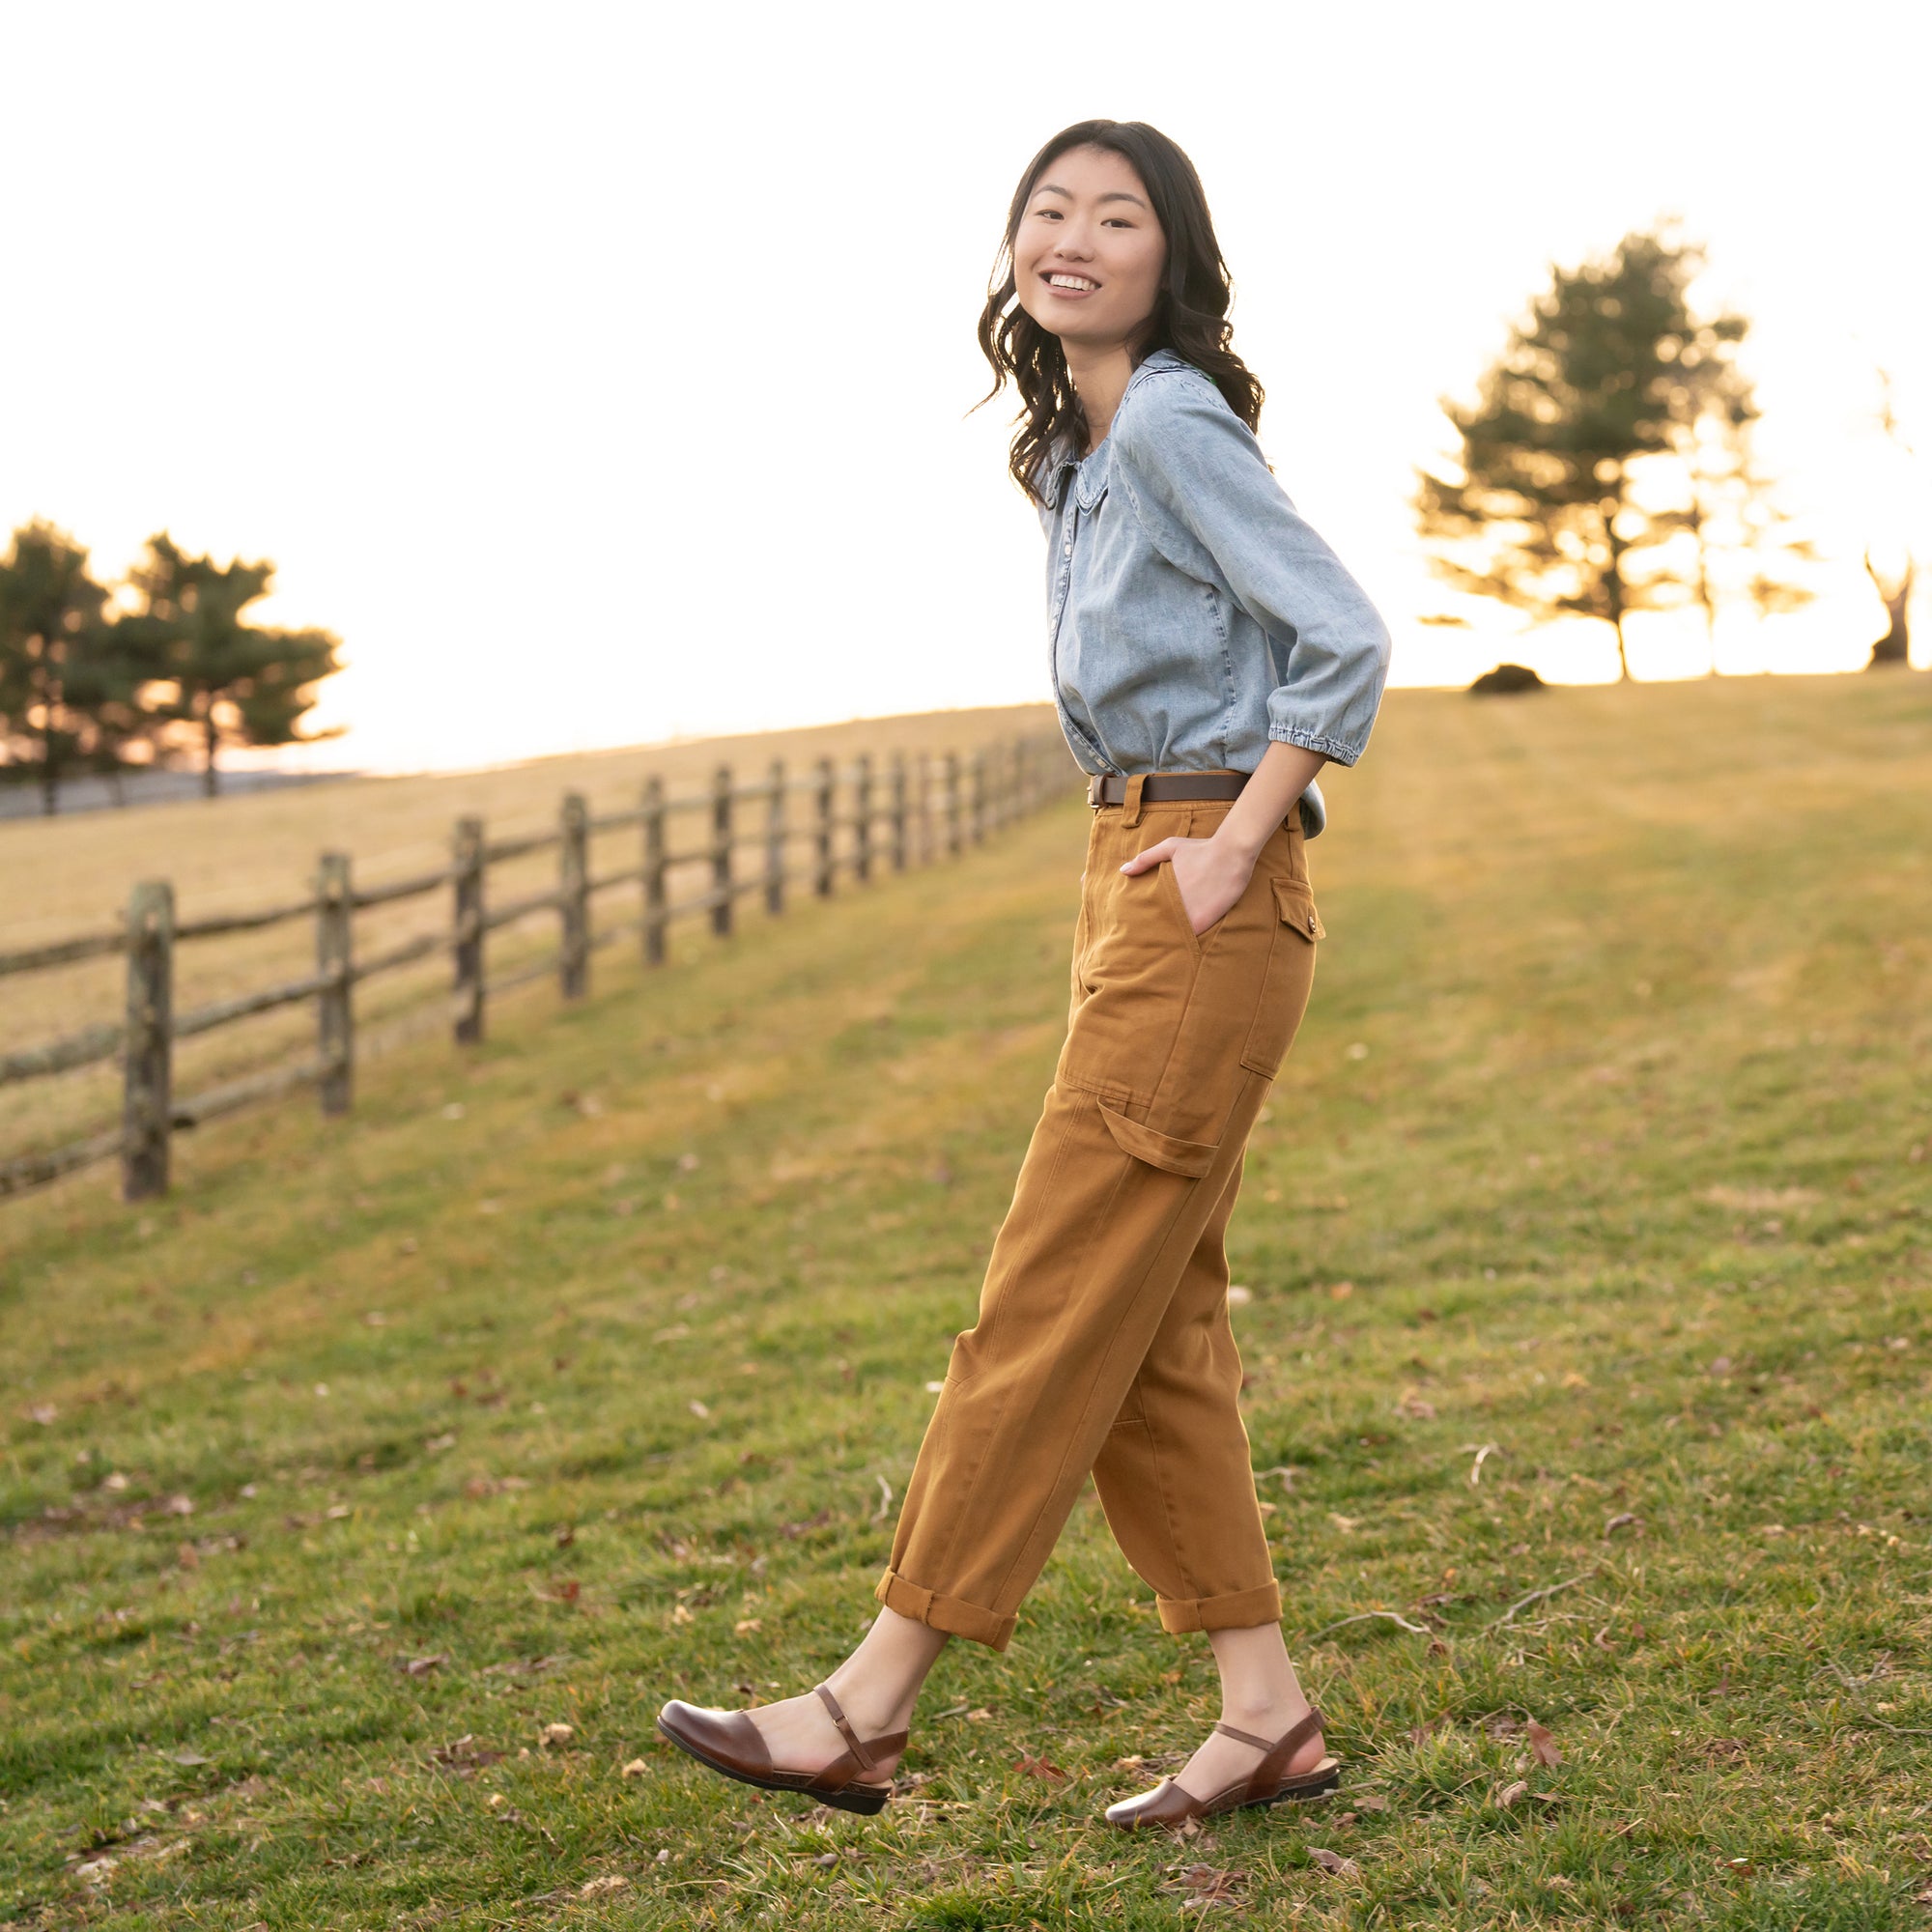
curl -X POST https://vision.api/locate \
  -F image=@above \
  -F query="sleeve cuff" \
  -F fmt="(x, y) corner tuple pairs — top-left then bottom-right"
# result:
(1269, 724), (1364, 767)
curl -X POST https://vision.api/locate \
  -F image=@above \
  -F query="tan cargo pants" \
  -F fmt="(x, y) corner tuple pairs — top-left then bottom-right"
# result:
(876, 777), (1324, 1650)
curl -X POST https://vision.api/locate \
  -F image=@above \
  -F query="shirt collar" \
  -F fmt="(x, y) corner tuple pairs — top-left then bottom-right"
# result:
(1038, 349), (1191, 510)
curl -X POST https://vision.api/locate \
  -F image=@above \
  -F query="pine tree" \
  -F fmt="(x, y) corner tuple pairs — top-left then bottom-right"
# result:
(120, 534), (344, 796)
(0, 520), (118, 813)
(1416, 228), (1804, 681)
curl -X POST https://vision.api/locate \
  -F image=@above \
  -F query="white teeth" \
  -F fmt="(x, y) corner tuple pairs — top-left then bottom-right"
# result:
(1048, 274), (1097, 292)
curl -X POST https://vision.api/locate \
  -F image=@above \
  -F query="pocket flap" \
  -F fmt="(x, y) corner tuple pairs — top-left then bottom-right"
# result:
(1096, 1098), (1218, 1178)
(1273, 878), (1325, 942)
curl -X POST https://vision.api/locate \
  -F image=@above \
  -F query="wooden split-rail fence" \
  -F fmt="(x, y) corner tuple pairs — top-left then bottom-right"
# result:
(1, 730), (1078, 1205)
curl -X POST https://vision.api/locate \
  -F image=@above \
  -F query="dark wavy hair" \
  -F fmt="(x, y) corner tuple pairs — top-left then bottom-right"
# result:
(977, 120), (1264, 503)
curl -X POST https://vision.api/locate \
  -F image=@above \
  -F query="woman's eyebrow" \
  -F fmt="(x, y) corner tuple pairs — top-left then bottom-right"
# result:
(1033, 182), (1150, 210)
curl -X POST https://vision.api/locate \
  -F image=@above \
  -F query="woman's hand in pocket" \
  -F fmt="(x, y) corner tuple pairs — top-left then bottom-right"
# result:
(1119, 834), (1256, 936)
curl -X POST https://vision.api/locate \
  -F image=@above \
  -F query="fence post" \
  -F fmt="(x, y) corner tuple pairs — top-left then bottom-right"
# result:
(916, 751), (932, 866)
(642, 775), (667, 966)
(814, 756), (835, 896)
(558, 792), (589, 1000)
(317, 852), (353, 1116)
(765, 759), (785, 915)
(971, 748), (988, 844)
(121, 880), (173, 1202)
(945, 752), (962, 857)
(890, 752), (908, 872)
(711, 765), (733, 938)
(453, 815), (485, 1044)
(854, 753), (873, 884)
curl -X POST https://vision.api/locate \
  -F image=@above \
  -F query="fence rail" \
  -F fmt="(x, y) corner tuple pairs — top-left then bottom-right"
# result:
(1, 731), (1077, 1203)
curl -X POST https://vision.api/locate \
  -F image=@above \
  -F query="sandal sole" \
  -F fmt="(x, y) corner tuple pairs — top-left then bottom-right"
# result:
(654, 1716), (892, 1815)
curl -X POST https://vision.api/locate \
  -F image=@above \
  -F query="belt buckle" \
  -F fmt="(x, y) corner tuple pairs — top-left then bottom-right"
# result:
(1086, 773), (1105, 808)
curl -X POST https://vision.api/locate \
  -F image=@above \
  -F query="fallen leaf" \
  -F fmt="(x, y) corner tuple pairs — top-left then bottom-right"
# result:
(1526, 1719), (1563, 1768)
(428, 1735), (504, 1771)
(1015, 1754), (1067, 1781)
(1162, 1863), (1245, 1906)
(539, 1722), (575, 1747)
(1604, 1512), (1642, 1538)
(688, 1398), (711, 1419)
(399, 1653), (450, 1678)
(621, 1757), (648, 1777)
(1395, 1393), (1437, 1420)
(1309, 1847), (1360, 1875)
(1496, 1779), (1529, 1807)
(165, 1749), (211, 1766)
(27, 1403), (58, 1425)
(1355, 1793), (1390, 1812)
(176, 1542), (199, 1570)
(1226, 1285), (1254, 1306)
(734, 1618), (762, 1634)
(581, 1874), (629, 1896)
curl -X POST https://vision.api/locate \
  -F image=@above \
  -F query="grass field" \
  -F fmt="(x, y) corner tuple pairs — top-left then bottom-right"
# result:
(3, 672), (1930, 1930)
(0, 703), (1055, 1161)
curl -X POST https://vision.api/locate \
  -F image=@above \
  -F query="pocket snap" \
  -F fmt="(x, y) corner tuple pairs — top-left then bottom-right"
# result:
(1237, 879), (1324, 1076)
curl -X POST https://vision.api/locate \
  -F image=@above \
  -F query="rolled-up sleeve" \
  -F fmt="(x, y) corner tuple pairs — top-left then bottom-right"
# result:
(1111, 375), (1392, 766)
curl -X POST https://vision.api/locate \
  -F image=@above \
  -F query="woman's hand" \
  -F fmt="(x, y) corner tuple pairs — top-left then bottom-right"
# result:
(1119, 832), (1257, 936)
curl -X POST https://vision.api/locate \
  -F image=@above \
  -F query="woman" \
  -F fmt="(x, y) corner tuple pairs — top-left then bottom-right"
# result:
(659, 119), (1391, 1830)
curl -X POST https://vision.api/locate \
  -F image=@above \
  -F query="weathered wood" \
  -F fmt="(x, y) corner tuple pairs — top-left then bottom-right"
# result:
(453, 816), (485, 1044)
(586, 865), (644, 895)
(813, 757), (835, 897)
(174, 969), (337, 1040)
(945, 752), (962, 857)
(174, 1055), (325, 1128)
(121, 880), (174, 1202)
(710, 765), (733, 938)
(0, 1022), (125, 1085)
(479, 888), (562, 935)
(317, 852), (353, 1116)
(642, 775), (667, 966)
(917, 750), (933, 866)
(482, 828), (562, 865)
(765, 758), (785, 915)
(890, 752), (908, 872)
(176, 897), (319, 942)
(351, 866), (451, 909)
(854, 753), (873, 884)
(352, 930), (443, 981)
(559, 792), (589, 1000)
(0, 929), (125, 977)
(969, 747), (986, 843)
(0, 1124), (124, 1199)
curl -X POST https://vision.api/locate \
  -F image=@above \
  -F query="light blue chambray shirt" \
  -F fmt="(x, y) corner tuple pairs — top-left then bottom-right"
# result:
(1038, 347), (1392, 838)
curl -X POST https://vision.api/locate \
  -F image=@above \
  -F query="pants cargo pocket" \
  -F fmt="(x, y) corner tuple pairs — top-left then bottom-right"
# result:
(1095, 1097), (1219, 1178)
(1237, 878), (1324, 1077)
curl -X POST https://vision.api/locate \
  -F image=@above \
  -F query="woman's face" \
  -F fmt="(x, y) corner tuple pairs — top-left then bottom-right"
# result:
(1012, 144), (1166, 354)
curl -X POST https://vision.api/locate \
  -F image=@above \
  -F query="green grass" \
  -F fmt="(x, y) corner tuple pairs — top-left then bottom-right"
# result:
(3, 673), (1930, 1930)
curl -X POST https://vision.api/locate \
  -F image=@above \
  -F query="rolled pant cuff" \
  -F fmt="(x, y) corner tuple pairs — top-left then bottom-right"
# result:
(1155, 1580), (1282, 1634)
(874, 1569), (1017, 1652)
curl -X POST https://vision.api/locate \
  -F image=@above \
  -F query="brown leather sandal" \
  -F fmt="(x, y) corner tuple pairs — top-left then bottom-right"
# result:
(1104, 1706), (1340, 1829)
(656, 1683), (907, 1816)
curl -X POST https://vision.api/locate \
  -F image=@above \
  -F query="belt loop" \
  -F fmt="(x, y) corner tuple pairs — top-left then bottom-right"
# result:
(1122, 774), (1146, 828)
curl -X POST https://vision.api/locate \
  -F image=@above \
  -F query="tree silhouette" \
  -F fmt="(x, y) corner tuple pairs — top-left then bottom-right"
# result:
(0, 520), (119, 813)
(1416, 228), (1804, 681)
(1863, 370), (1918, 670)
(120, 534), (344, 796)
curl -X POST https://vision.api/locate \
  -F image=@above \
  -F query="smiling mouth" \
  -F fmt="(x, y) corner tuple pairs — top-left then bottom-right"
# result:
(1044, 272), (1100, 294)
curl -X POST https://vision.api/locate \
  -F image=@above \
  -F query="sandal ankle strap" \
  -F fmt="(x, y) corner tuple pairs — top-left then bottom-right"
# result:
(813, 1683), (876, 1771)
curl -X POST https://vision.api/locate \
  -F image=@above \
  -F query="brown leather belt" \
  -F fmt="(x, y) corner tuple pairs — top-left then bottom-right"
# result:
(1085, 771), (1249, 808)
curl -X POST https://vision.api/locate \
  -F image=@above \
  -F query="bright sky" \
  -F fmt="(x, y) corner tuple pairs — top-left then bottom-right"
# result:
(4, 2), (1925, 775)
